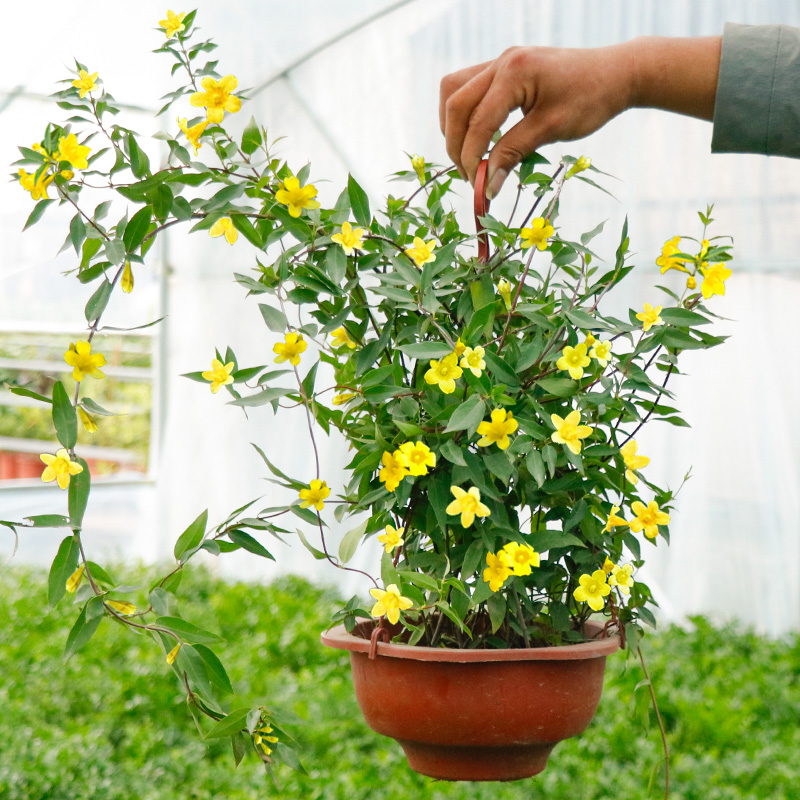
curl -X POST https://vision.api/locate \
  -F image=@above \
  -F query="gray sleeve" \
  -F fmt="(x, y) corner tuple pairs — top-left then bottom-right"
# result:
(712, 22), (800, 158)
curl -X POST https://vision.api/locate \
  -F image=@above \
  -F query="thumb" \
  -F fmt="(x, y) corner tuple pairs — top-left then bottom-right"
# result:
(485, 115), (555, 199)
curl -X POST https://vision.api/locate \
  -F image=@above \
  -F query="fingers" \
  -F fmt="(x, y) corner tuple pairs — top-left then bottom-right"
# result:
(438, 61), (491, 133)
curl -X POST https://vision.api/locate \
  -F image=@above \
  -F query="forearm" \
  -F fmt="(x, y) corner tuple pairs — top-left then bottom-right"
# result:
(628, 35), (723, 121)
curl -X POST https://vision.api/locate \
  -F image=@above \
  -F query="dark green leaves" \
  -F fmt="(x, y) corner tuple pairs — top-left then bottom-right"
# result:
(48, 535), (80, 607)
(123, 205), (152, 252)
(444, 394), (485, 433)
(64, 596), (105, 660)
(85, 280), (113, 323)
(52, 381), (77, 450)
(241, 117), (262, 155)
(174, 509), (208, 562)
(347, 174), (370, 227)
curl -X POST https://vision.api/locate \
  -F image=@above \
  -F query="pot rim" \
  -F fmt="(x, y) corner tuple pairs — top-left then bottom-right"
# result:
(321, 620), (620, 662)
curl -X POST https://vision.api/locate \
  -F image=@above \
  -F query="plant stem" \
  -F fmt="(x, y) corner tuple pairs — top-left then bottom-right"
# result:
(638, 643), (670, 800)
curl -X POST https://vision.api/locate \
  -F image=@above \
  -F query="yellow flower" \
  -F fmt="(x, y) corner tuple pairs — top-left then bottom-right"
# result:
(483, 551), (512, 592)
(424, 353), (462, 394)
(687, 275), (697, 290)
(566, 155), (591, 178)
(476, 408), (518, 451)
(589, 339), (612, 368)
(18, 168), (54, 201)
(177, 116), (208, 155)
(273, 331), (307, 366)
(78, 407), (97, 434)
(556, 342), (591, 380)
(629, 500), (670, 540)
(332, 392), (356, 406)
(72, 69), (98, 98)
(201, 358), (234, 393)
(520, 217), (554, 251)
(40, 449), (83, 490)
(501, 541), (540, 576)
(603, 505), (628, 533)
(330, 326), (357, 350)
(550, 409), (592, 455)
(497, 278), (512, 310)
(699, 239), (710, 259)
(159, 9), (187, 37)
(620, 440), (650, 485)
(209, 216), (238, 245)
(60, 169), (74, 181)
(64, 341), (106, 382)
(460, 346), (486, 377)
(166, 643), (181, 665)
(275, 176), (321, 218)
(609, 563), (634, 595)
(446, 485), (491, 528)
(190, 75), (242, 124)
(66, 564), (85, 593)
(656, 236), (690, 274)
(411, 153), (426, 183)
(398, 441), (436, 476)
(254, 724), (279, 755)
(377, 524), (404, 553)
(584, 332), (596, 347)
(31, 142), (51, 158)
(636, 303), (663, 332)
(55, 134), (91, 170)
(121, 261), (134, 294)
(405, 236), (437, 268)
(369, 583), (414, 625)
(453, 338), (467, 358)
(573, 570), (611, 611)
(699, 263), (732, 299)
(602, 557), (616, 574)
(378, 450), (409, 492)
(107, 600), (137, 615)
(298, 479), (330, 511)
(331, 221), (365, 255)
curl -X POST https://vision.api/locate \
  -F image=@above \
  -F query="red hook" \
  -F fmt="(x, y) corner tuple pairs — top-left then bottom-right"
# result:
(474, 159), (491, 264)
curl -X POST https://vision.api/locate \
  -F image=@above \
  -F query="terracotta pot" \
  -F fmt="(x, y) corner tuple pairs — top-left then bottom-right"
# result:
(321, 620), (619, 782)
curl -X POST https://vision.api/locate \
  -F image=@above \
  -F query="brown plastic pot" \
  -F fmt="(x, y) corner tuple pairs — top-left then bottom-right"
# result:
(321, 620), (619, 782)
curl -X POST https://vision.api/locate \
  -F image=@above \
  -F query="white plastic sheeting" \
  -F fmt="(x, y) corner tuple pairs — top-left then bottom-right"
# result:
(1, 0), (799, 634)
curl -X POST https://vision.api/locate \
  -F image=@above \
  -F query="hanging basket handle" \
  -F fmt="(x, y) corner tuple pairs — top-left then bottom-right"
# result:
(474, 159), (490, 264)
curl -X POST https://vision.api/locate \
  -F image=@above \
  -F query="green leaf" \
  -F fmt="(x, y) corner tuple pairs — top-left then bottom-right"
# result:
(52, 381), (77, 450)
(487, 592), (506, 633)
(173, 509), (208, 562)
(23, 199), (54, 231)
(64, 597), (104, 660)
(461, 539), (485, 579)
(122, 205), (152, 252)
(10, 387), (51, 404)
(241, 117), (262, 155)
(531, 530), (584, 552)
(347, 174), (371, 227)
(536, 377), (577, 397)
(204, 707), (251, 739)
(659, 307), (712, 327)
(483, 351), (520, 388)
(439, 439), (467, 466)
(295, 528), (326, 560)
(338, 518), (368, 564)
(398, 342), (453, 359)
(444, 394), (485, 433)
(194, 644), (234, 694)
(228, 530), (274, 560)
(84, 280), (113, 323)
(258, 303), (289, 333)
(231, 214), (263, 249)
(227, 387), (293, 408)
(80, 238), (103, 270)
(68, 457), (90, 528)
(526, 450), (545, 488)
(25, 514), (72, 528)
(80, 397), (116, 416)
(154, 616), (224, 645)
(48, 535), (80, 607)
(69, 214), (87, 255)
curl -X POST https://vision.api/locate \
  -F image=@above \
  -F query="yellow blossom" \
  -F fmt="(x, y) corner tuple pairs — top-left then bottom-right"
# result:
(603, 505), (628, 533)
(460, 345), (486, 377)
(520, 217), (554, 250)
(699, 239), (710, 259)
(446, 485), (490, 528)
(589, 339), (612, 367)
(656, 236), (690, 274)
(31, 142), (51, 158)
(566, 155), (592, 178)
(584, 332), (596, 347)
(476, 408), (518, 451)
(209, 216), (238, 245)
(201, 358), (234, 393)
(66, 564), (85, 593)
(629, 500), (670, 539)
(177, 116), (208, 155)
(573, 570), (611, 611)
(405, 236), (437, 268)
(78, 407), (97, 434)
(254, 725), (279, 756)
(602, 557), (616, 574)
(483, 551), (512, 592)
(501, 541), (540, 576)
(636, 303), (663, 332)
(377, 524), (404, 553)
(159, 9), (187, 37)
(699, 263), (732, 299)
(398, 441), (435, 476)
(687, 275), (697, 290)
(72, 69), (98, 98)
(121, 261), (134, 294)
(411, 153), (426, 183)
(550, 409), (592, 455)
(166, 643), (181, 665)
(190, 75), (241, 124)
(424, 353), (462, 394)
(556, 342), (591, 380)
(298, 479), (330, 511)
(370, 583), (414, 625)
(40, 449), (83, 490)
(609, 563), (634, 595)
(378, 450), (409, 492)
(107, 600), (137, 615)
(275, 176), (321, 218)
(64, 341), (106, 382)
(453, 338), (467, 357)
(55, 134), (91, 170)
(332, 392), (356, 406)
(18, 168), (54, 201)
(497, 278), (512, 309)
(331, 220), (365, 255)
(620, 440), (650, 485)
(273, 331), (307, 366)
(330, 326), (357, 350)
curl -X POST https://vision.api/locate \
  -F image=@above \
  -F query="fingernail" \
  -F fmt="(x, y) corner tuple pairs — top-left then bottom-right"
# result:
(485, 168), (507, 200)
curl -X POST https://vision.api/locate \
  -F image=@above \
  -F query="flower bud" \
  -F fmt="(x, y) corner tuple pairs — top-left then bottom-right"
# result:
(686, 275), (697, 290)
(121, 261), (134, 294)
(566, 156), (591, 179)
(411, 154), (425, 184)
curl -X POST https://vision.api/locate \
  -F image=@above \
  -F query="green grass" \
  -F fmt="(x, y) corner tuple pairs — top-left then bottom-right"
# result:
(1, 566), (798, 799)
